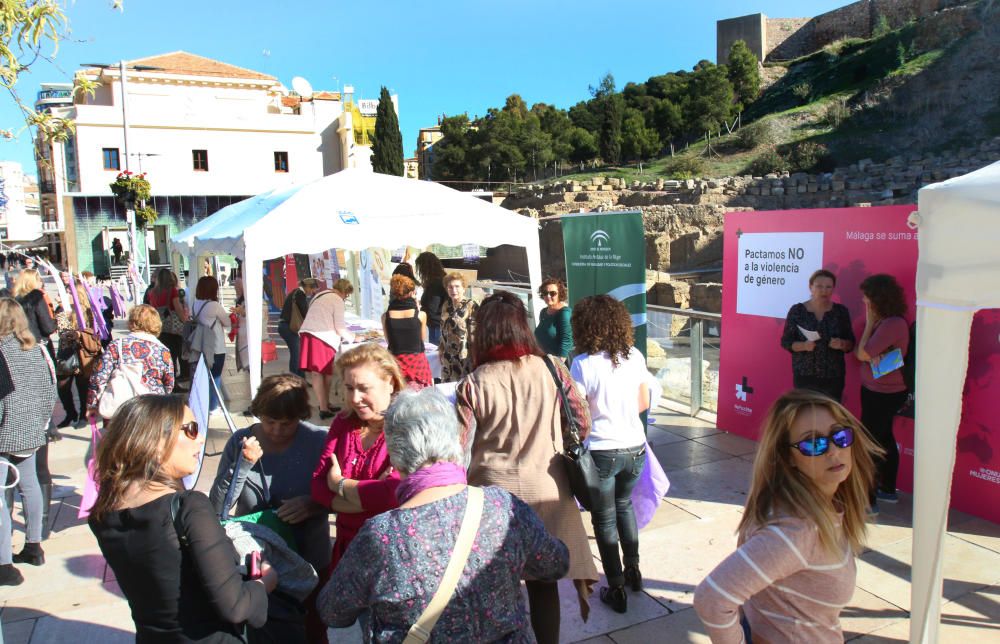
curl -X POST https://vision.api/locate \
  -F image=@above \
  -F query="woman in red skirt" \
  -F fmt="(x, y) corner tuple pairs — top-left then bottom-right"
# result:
(298, 278), (355, 419)
(382, 274), (432, 389)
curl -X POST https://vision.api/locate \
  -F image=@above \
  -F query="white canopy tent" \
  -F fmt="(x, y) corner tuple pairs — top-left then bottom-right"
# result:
(171, 167), (543, 395)
(910, 161), (1000, 643)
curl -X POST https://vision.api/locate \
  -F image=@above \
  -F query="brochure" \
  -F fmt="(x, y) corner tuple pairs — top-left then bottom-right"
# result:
(871, 348), (904, 379)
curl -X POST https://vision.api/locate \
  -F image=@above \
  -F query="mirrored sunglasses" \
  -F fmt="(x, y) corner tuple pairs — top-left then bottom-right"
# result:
(790, 426), (854, 457)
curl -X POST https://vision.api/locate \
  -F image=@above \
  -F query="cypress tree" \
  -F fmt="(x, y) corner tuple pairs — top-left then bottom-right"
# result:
(372, 86), (404, 176)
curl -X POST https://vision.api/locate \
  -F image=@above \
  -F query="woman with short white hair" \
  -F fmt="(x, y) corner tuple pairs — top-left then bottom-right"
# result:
(319, 387), (569, 642)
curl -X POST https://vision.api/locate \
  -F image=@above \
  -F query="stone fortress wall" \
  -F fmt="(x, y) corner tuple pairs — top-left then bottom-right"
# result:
(718, 0), (970, 63)
(508, 136), (1000, 311)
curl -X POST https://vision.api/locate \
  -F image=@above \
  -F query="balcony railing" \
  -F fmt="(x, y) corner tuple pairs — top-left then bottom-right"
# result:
(647, 304), (721, 417)
(41, 221), (63, 232)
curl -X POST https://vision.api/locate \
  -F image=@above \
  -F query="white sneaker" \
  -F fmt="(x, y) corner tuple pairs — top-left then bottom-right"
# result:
(210, 408), (224, 417)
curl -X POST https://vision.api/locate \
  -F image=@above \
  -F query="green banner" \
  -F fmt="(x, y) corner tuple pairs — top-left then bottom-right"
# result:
(562, 211), (647, 357)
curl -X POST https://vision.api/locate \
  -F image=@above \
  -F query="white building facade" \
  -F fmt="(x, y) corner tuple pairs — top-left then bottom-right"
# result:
(36, 51), (388, 275)
(0, 162), (43, 244)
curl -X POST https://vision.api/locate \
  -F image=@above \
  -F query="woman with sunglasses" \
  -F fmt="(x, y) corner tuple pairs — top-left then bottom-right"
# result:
(534, 277), (573, 361)
(89, 395), (277, 642)
(694, 389), (881, 643)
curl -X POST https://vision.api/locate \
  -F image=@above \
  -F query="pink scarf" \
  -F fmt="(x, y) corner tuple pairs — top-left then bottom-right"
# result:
(395, 461), (468, 504)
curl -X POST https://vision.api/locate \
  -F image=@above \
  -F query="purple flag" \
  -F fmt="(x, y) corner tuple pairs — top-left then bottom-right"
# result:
(84, 283), (110, 341)
(67, 273), (86, 330)
(110, 282), (127, 318)
(632, 442), (671, 529)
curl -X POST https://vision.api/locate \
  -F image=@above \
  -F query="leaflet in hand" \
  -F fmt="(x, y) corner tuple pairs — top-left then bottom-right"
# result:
(871, 348), (904, 379)
(797, 325), (821, 342)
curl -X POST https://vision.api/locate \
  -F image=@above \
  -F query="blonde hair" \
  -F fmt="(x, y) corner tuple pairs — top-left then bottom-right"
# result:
(335, 343), (405, 395)
(12, 268), (43, 298)
(443, 271), (467, 290)
(739, 389), (882, 555)
(128, 304), (162, 336)
(0, 298), (37, 350)
(332, 278), (354, 297)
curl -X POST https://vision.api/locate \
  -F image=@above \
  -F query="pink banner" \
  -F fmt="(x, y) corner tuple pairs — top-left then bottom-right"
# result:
(719, 206), (1000, 523)
(895, 309), (1000, 524)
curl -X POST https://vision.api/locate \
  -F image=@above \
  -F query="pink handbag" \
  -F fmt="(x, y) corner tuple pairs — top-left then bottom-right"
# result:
(78, 417), (102, 519)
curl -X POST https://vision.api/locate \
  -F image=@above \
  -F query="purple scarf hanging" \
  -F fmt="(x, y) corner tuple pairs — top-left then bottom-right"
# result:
(395, 461), (468, 504)
(67, 273), (86, 330)
(110, 282), (127, 318)
(84, 282), (110, 341)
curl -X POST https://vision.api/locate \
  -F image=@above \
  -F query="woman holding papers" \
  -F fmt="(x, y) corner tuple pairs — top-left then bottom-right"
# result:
(780, 269), (855, 402)
(855, 273), (909, 508)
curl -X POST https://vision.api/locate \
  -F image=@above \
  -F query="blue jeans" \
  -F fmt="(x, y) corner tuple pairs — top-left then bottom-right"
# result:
(277, 320), (302, 377)
(427, 325), (441, 346)
(587, 445), (646, 586)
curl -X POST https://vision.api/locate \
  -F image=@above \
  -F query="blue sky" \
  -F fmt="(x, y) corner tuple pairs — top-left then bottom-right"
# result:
(2, 0), (850, 174)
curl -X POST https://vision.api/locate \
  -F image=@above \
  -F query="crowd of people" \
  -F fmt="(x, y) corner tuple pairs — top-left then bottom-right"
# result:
(0, 252), (916, 644)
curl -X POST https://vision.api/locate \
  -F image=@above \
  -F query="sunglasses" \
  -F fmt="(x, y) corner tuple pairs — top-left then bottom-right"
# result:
(180, 421), (199, 440)
(540, 291), (559, 298)
(789, 426), (854, 457)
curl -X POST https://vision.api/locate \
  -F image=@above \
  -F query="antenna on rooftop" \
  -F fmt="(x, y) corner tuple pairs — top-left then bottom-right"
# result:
(291, 76), (314, 98)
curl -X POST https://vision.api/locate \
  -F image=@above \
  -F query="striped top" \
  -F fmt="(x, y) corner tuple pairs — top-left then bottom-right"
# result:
(693, 514), (856, 644)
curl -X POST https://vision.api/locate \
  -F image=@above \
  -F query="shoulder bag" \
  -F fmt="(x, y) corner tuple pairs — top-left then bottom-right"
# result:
(402, 486), (484, 644)
(542, 355), (598, 511)
(97, 339), (153, 420)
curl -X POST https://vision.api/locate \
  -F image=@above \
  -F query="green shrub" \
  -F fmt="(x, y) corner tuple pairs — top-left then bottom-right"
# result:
(662, 156), (706, 179)
(791, 82), (812, 104)
(873, 13), (891, 38)
(737, 120), (777, 150)
(747, 149), (787, 176)
(785, 142), (833, 173)
(823, 98), (850, 128)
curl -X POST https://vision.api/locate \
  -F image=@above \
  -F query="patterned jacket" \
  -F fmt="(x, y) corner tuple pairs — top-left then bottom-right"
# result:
(0, 335), (57, 454)
(87, 332), (174, 410)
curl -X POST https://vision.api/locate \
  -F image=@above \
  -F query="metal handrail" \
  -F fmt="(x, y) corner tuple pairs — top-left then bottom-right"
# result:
(647, 303), (721, 321)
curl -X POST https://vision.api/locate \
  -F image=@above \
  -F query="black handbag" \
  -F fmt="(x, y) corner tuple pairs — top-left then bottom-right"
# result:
(55, 332), (82, 376)
(542, 356), (599, 511)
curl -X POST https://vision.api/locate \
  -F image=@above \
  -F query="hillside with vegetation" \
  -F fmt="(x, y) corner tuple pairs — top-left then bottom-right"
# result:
(431, 0), (999, 186)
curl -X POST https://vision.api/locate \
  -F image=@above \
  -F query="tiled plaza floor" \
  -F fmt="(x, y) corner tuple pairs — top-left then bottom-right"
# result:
(3, 302), (999, 643)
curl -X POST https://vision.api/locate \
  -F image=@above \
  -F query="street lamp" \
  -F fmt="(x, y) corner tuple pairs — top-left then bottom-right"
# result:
(80, 61), (161, 301)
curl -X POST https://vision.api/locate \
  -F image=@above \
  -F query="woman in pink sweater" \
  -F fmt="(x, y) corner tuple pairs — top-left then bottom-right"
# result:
(694, 389), (882, 643)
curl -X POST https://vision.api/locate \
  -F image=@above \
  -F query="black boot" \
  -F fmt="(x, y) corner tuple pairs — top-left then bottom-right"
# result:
(600, 585), (627, 614)
(624, 564), (643, 592)
(0, 563), (23, 586)
(12, 541), (44, 566)
(40, 482), (52, 540)
(57, 413), (78, 429)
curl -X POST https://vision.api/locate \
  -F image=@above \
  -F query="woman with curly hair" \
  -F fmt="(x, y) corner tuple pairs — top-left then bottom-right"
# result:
(855, 273), (910, 508)
(382, 274), (431, 388)
(534, 277), (573, 360)
(569, 294), (660, 614)
(694, 389), (882, 643)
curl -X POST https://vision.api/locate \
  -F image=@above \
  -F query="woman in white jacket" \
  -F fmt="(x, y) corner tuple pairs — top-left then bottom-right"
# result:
(298, 278), (355, 420)
(190, 276), (231, 413)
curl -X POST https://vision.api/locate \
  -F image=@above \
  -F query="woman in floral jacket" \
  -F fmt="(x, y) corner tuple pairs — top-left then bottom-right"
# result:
(439, 272), (478, 383)
(87, 305), (174, 415)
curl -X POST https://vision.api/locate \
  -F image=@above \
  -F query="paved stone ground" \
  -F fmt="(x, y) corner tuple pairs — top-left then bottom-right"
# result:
(2, 294), (999, 643)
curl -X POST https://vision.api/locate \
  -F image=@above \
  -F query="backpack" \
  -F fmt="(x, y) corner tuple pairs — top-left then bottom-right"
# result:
(183, 302), (218, 362)
(288, 291), (305, 334)
(97, 340), (152, 420)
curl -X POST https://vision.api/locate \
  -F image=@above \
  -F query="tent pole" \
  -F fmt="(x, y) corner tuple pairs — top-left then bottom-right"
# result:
(909, 305), (974, 644)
